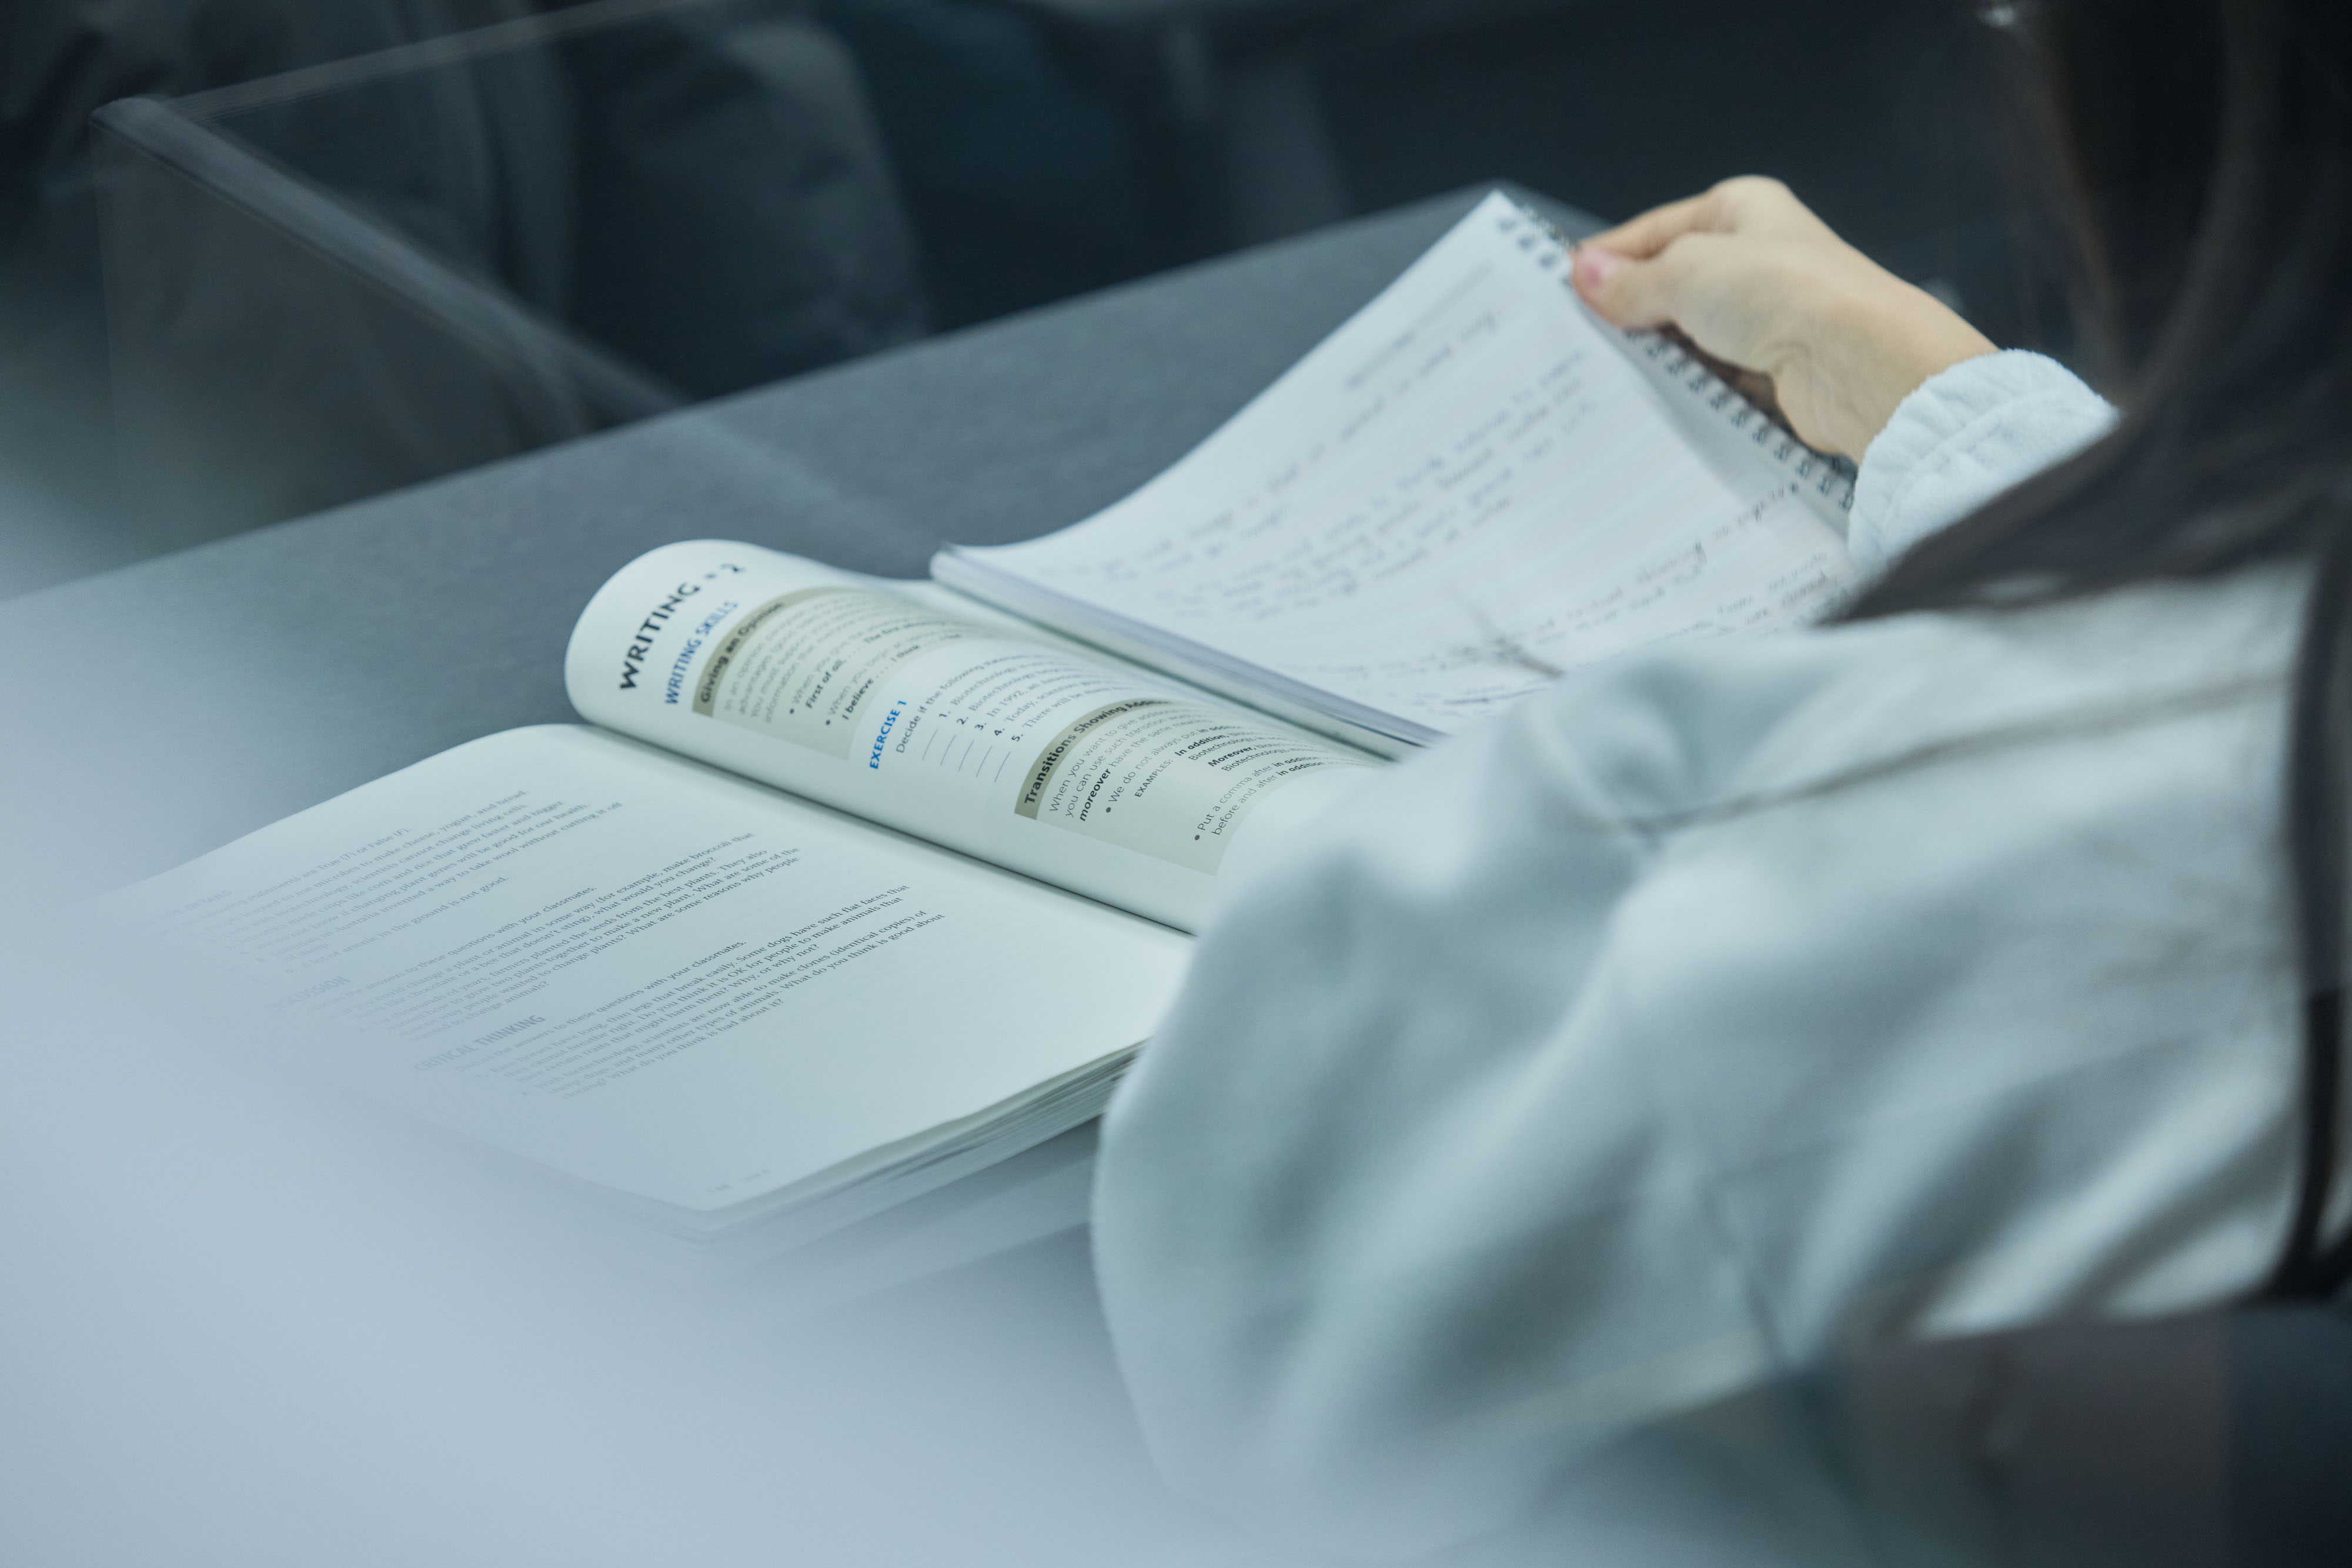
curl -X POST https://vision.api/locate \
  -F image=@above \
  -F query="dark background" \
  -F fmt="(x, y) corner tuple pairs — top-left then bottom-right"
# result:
(0, 0), (2060, 599)
(818, 0), (2056, 336)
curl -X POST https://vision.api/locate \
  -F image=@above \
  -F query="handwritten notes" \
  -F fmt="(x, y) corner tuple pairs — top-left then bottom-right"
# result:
(947, 195), (1859, 739)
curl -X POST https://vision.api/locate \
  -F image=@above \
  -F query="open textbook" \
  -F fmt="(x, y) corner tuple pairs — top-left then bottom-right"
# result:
(111, 193), (1862, 1255)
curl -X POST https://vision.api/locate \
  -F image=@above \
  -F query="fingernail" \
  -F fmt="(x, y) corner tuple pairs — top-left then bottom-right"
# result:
(1573, 248), (1623, 292)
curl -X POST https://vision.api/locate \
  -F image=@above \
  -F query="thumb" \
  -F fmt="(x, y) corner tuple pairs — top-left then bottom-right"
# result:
(1572, 243), (1685, 329)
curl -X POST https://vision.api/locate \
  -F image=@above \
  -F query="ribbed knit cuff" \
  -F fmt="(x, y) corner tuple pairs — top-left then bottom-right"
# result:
(1850, 350), (2116, 576)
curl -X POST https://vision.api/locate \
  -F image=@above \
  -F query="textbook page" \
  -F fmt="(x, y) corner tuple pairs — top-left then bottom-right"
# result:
(566, 541), (1377, 933)
(106, 726), (1190, 1220)
(933, 192), (1862, 750)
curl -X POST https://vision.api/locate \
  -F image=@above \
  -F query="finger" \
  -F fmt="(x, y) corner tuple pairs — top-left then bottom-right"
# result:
(1572, 236), (1711, 328)
(1726, 365), (1782, 414)
(1578, 190), (1722, 261)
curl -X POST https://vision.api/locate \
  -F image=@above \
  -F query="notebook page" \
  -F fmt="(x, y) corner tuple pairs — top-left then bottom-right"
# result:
(937, 193), (1860, 743)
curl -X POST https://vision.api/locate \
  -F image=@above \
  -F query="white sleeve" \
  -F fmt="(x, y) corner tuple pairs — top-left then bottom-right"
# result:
(1091, 581), (2299, 1562)
(1096, 637), (1882, 1559)
(1848, 350), (2116, 574)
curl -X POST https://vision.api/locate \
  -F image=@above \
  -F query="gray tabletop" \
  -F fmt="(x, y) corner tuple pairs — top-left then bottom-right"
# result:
(2, 185), (1592, 898)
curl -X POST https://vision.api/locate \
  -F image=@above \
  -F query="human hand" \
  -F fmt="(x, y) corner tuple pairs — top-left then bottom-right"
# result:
(1571, 177), (1996, 460)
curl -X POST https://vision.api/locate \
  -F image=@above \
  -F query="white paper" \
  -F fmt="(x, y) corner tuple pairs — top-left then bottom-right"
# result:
(565, 543), (1377, 931)
(937, 193), (1861, 743)
(106, 726), (1191, 1213)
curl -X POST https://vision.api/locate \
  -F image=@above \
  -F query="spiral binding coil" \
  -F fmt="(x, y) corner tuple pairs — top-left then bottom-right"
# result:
(1508, 199), (1859, 518)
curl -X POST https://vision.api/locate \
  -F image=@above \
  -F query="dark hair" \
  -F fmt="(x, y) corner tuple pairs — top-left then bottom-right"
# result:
(1847, 0), (2352, 1296)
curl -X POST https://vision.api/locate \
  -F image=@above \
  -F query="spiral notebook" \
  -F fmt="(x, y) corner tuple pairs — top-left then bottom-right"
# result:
(935, 192), (1862, 754)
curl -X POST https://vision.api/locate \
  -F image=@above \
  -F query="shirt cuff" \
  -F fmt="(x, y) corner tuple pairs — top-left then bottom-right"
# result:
(1849, 350), (2116, 576)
